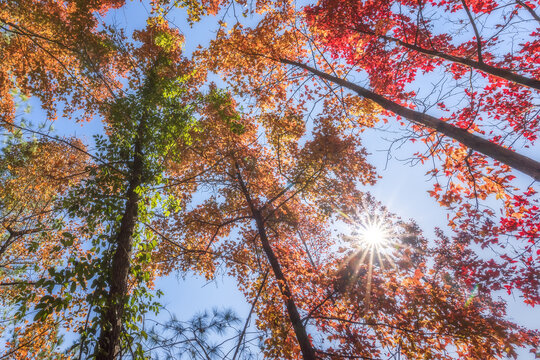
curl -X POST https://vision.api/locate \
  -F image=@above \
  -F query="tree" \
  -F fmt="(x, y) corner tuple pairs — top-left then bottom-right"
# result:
(0, 0), (128, 124)
(144, 308), (246, 359)
(303, 0), (540, 306)
(0, 138), (88, 359)
(57, 23), (200, 358)
(154, 87), (369, 358)
(0, 1), (128, 355)
(198, 0), (540, 174)
(302, 0), (540, 176)
(0, 8), (203, 358)
(152, 86), (538, 358)
(195, 0), (539, 306)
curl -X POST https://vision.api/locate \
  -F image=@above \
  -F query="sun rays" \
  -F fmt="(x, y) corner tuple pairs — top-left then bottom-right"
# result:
(356, 216), (391, 250)
(343, 210), (398, 269)
(339, 204), (405, 312)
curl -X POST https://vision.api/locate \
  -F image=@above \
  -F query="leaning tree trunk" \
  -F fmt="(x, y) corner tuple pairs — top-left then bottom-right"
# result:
(234, 163), (317, 360)
(280, 58), (540, 182)
(95, 121), (145, 360)
(252, 209), (317, 360)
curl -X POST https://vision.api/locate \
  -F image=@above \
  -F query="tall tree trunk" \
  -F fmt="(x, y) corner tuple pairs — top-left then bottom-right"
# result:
(95, 121), (145, 360)
(252, 209), (317, 360)
(234, 163), (317, 360)
(280, 58), (540, 182)
(352, 28), (540, 90)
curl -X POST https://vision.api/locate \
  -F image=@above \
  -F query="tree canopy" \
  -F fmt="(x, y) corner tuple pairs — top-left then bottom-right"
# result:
(0, 0), (538, 359)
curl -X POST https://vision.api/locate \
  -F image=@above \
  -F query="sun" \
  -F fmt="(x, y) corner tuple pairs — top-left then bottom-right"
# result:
(356, 218), (391, 250)
(340, 210), (397, 311)
(360, 223), (388, 246)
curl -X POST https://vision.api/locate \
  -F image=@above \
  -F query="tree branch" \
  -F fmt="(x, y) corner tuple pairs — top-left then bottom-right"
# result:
(279, 58), (540, 181)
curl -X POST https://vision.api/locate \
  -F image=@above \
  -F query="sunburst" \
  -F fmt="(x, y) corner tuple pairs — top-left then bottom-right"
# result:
(340, 208), (400, 312)
(356, 216), (392, 250)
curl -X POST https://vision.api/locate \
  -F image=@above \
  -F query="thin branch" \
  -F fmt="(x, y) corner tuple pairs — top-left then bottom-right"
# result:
(231, 269), (269, 360)
(460, 0), (484, 63)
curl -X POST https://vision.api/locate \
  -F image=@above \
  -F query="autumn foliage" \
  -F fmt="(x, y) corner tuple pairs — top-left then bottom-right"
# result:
(0, 0), (539, 359)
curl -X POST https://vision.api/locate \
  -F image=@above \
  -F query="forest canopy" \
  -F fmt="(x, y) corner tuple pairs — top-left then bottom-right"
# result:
(0, 0), (538, 359)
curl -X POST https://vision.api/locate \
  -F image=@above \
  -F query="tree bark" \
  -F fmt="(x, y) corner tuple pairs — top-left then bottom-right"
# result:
(95, 121), (145, 360)
(234, 163), (317, 360)
(280, 58), (540, 182)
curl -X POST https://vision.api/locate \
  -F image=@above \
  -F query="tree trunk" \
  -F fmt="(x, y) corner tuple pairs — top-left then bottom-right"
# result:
(280, 58), (540, 182)
(95, 122), (145, 360)
(252, 209), (317, 360)
(234, 164), (317, 360)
